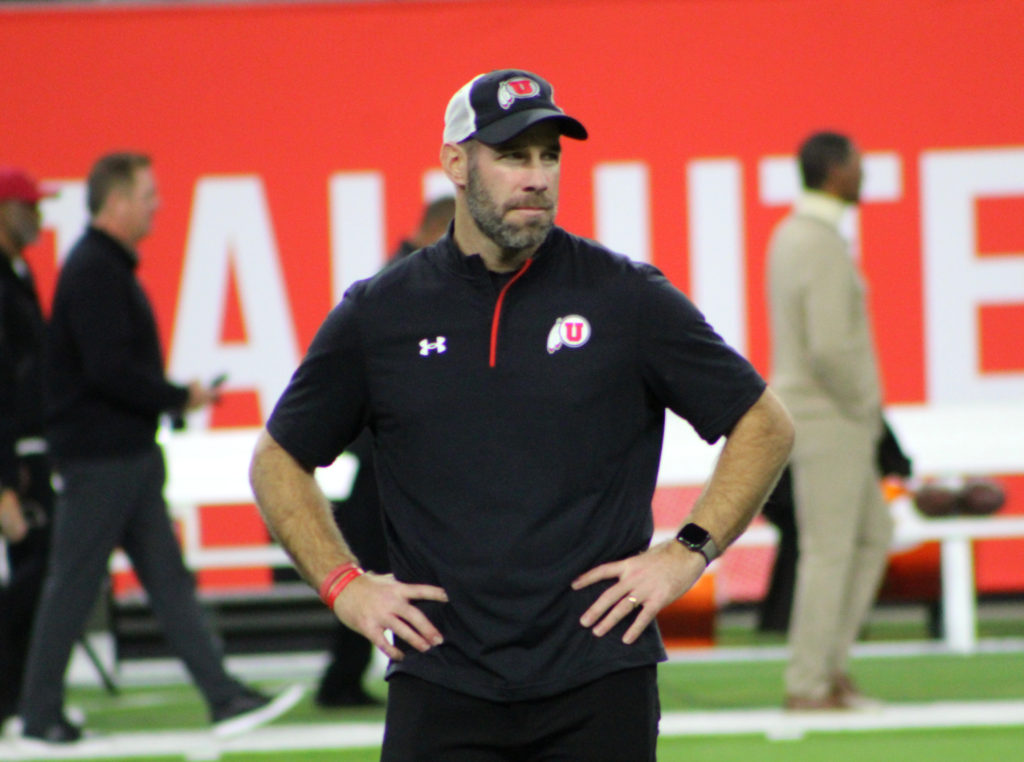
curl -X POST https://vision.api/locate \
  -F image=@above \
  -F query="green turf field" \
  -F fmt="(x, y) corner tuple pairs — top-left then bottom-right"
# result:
(6, 646), (1021, 761)
(249, 728), (1021, 762)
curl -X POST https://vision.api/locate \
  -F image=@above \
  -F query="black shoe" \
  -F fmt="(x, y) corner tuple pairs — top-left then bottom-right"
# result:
(22, 716), (83, 744)
(315, 686), (384, 708)
(210, 684), (304, 738)
(211, 687), (269, 723)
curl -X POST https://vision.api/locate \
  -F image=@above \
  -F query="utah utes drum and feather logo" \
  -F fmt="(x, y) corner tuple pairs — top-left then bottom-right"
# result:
(547, 315), (591, 354)
(498, 77), (541, 109)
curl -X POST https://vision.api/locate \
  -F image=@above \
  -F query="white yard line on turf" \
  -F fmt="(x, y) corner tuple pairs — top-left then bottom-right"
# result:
(659, 699), (1024, 740)
(665, 636), (1024, 664)
(3, 700), (1024, 759)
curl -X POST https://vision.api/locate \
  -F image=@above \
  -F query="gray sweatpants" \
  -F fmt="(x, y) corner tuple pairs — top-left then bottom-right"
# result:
(18, 445), (242, 728)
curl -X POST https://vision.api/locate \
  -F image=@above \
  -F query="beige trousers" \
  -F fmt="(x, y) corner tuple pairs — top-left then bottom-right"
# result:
(784, 416), (893, 699)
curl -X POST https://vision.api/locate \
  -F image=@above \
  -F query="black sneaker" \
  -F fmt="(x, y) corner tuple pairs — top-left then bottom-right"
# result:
(21, 716), (83, 744)
(210, 684), (304, 738)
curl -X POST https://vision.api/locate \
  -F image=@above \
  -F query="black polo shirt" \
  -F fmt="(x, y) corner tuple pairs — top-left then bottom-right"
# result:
(268, 226), (765, 701)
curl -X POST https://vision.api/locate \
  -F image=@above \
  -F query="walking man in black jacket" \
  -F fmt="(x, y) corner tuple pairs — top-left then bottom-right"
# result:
(18, 152), (300, 745)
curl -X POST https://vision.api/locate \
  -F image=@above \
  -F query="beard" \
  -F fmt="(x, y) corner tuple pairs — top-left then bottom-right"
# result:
(465, 167), (555, 257)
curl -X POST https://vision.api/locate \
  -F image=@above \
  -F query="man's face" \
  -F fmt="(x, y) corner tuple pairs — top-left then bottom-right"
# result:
(0, 199), (43, 252)
(465, 121), (561, 256)
(832, 147), (864, 204)
(121, 166), (160, 245)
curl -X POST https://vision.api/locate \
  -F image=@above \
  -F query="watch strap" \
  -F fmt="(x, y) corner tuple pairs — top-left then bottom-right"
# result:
(697, 534), (719, 564)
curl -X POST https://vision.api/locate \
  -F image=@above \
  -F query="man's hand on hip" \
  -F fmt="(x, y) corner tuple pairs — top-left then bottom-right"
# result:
(333, 572), (449, 661)
(572, 540), (706, 644)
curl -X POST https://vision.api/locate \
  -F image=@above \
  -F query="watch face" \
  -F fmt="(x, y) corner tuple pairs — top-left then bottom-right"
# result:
(678, 523), (710, 548)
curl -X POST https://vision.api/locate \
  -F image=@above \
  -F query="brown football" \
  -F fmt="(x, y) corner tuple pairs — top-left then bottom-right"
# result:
(913, 483), (960, 517)
(956, 478), (1006, 516)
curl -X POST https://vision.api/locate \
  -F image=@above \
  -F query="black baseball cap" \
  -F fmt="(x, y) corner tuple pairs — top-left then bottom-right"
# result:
(443, 69), (588, 145)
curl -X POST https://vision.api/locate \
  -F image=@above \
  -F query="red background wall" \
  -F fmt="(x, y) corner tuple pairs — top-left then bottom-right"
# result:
(3, 0), (1022, 598)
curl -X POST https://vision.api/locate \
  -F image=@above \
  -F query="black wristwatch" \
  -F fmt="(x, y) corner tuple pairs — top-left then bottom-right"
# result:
(675, 522), (720, 565)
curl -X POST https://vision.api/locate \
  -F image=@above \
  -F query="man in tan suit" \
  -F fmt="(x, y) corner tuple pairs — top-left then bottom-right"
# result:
(767, 132), (891, 710)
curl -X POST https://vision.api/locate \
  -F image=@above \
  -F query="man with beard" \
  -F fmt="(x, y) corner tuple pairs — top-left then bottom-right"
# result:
(250, 69), (794, 760)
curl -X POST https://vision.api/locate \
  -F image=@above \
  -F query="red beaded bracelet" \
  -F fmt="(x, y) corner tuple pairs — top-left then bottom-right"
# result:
(318, 562), (364, 608)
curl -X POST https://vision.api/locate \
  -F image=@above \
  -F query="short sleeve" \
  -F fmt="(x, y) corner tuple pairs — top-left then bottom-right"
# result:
(637, 267), (766, 443)
(266, 289), (370, 469)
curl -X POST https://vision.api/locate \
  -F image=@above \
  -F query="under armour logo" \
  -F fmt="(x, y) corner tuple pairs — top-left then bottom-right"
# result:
(419, 336), (447, 356)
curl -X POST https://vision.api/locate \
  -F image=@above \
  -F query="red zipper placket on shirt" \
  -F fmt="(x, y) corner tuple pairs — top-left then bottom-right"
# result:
(488, 258), (534, 368)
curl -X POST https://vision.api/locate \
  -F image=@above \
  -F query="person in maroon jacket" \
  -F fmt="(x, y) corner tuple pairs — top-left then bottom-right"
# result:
(251, 69), (794, 760)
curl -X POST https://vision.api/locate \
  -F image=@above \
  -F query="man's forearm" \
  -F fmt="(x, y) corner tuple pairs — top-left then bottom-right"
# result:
(573, 388), (792, 642)
(687, 387), (794, 548)
(249, 428), (357, 585)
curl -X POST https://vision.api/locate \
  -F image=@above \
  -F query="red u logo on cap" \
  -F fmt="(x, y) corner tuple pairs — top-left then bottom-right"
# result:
(498, 78), (541, 109)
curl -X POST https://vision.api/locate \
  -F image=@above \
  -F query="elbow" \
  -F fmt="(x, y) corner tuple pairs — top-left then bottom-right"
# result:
(248, 429), (273, 504)
(757, 387), (796, 463)
(774, 392), (796, 452)
(778, 413), (796, 461)
(248, 428), (290, 502)
(248, 428), (316, 498)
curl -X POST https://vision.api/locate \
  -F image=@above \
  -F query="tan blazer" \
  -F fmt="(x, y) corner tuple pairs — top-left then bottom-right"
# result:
(767, 205), (882, 435)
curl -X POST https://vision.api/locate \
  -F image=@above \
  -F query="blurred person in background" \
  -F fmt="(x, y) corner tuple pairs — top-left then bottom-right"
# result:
(389, 195), (455, 262)
(0, 167), (58, 735)
(757, 422), (912, 635)
(315, 196), (454, 709)
(17, 152), (301, 745)
(766, 131), (892, 710)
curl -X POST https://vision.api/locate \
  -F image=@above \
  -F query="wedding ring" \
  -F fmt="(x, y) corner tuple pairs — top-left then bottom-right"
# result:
(627, 595), (640, 607)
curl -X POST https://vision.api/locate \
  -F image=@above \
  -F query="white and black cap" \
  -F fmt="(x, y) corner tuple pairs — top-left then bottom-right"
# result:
(443, 69), (588, 145)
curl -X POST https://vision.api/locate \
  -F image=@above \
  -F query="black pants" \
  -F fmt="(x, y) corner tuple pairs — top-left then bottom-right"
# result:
(18, 446), (242, 729)
(381, 666), (659, 762)
(0, 454), (52, 723)
(317, 624), (374, 701)
(758, 467), (798, 633)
